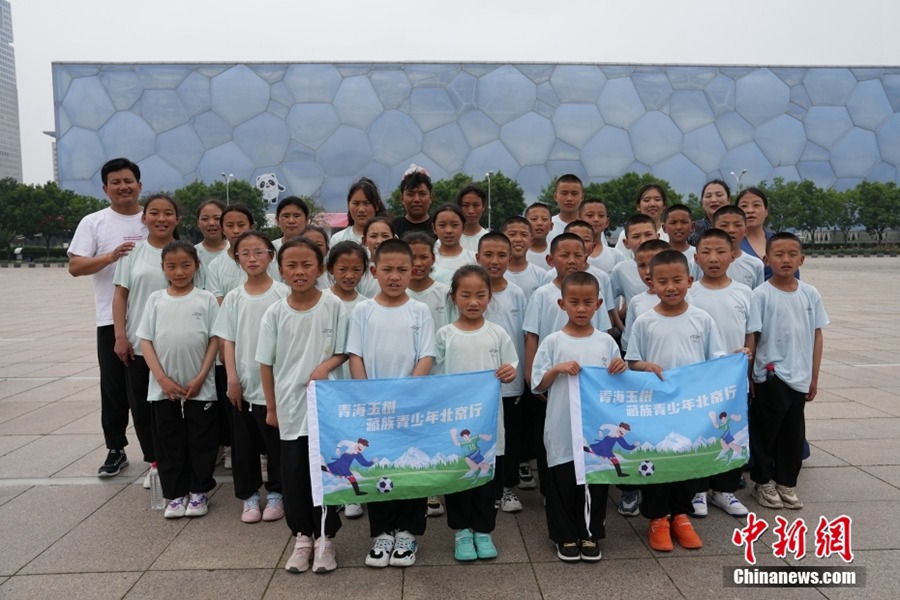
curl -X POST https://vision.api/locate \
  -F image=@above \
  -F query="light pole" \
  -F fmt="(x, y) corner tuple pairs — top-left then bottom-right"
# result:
(485, 171), (494, 230)
(730, 169), (747, 193)
(220, 172), (234, 204)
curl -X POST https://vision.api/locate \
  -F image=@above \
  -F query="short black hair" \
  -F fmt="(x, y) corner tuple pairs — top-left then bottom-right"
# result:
(635, 239), (671, 255)
(624, 214), (656, 237)
(477, 231), (511, 252)
(276, 196), (310, 219)
(524, 202), (552, 218)
(649, 249), (690, 277)
(101, 158), (141, 185)
(696, 228), (733, 248)
(555, 173), (584, 190)
(374, 239), (413, 263)
(327, 240), (369, 273)
(736, 186), (769, 209)
(550, 232), (585, 255)
(563, 219), (594, 234)
(278, 237), (324, 267)
(560, 271), (599, 296)
(456, 184), (486, 204)
(663, 204), (692, 221)
(712, 205), (747, 225)
(500, 216), (531, 232)
(766, 231), (803, 253)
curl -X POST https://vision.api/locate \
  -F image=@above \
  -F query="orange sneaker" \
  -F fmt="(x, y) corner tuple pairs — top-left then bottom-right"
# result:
(671, 514), (703, 549)
(648, 517), (673, 552)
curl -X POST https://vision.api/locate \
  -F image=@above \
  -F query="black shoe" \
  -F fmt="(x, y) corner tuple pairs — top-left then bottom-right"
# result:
(98, 449), (128, 477)
(556, 541), (581, 562)
(580, 539), (602, 562)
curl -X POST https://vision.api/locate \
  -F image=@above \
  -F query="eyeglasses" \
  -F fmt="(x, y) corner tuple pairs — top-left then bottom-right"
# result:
(237, 249), (273, 259)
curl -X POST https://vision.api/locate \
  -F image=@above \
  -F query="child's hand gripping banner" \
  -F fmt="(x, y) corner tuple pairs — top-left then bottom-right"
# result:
(308, 370), (500, 506)
(570, 353), (749, 485)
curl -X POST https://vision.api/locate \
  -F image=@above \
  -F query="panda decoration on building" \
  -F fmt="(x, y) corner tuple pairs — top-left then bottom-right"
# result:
(256, 173), (285, 206)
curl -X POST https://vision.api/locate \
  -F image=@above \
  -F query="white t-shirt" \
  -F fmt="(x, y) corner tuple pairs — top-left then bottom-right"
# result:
(195, 241), (229, 291)
(523, 282), (612, 340)
(255, 293), (349, 440)
(539, 265), (615, 319)
(408, 280), (456, 331)
(323, 288), (368, 380)
(729, 252), (765, 289)
(68, 208), (147, 326)
(330, 226), (363, 247)
(753, 281), (829, 393)
(622, 289), (659, 351)
(526, 248), (551, 271)
(587, 244), (626, 274)
(610, 259), (647, 307)
(357, 270), (380, 298)
(113, 241), (169, 356)
(485, 282), (527, 397)
(346, 297), (436, 379)
(688, 281), (761, 354)
(136, 287), (220, 402)
(505, 262), (546, 298)
(206, 251), (279, 298)
(212, 281), (290, 405)
(625, 304), (727, 370)
(532, 330), (621, 467)
(460, 228), (489, 253)
(432, 248), (477, 285)
(434, 321), (519, 456)
(547, 214), (574, 244)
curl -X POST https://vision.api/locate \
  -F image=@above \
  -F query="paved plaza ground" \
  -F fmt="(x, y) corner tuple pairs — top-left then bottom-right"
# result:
(0, 257), (898, 599)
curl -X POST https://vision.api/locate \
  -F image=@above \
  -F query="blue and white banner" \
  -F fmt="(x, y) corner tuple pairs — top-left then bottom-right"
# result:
(570, 353), (749, 485)
(308, 370), (500, 506)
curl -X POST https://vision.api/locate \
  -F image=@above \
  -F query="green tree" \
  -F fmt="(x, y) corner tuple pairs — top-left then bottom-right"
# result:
(833, 189), (859, 243)
(387, 172), (474, 218)
(477, 171), (526, 229)
(853, 180), (900, 243)
(12, 182), (104, 256)
(584, 173), (683, 231)
(173, 180), (268, 242)
(755, 178), (793, 232)
(0, 178), (21, 255)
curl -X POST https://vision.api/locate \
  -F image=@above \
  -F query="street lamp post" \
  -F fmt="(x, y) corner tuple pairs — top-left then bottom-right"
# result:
(485, 171), (494, 230)
(220, 172), (234, 204)
(730, 169), (747, 193)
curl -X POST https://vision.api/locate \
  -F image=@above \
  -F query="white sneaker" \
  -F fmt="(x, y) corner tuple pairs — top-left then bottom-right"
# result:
(709, 490), (749, 516)
(312, 537), (337, 573)
(164, 496), (187, 519)
(185, 492), (209, 517)
(691, 491), (708, 517)
(518, 463), (537, 490)
(286, 534), (313, 573)
(223, 447), (232, 470)
(500, 487), (523, 513)
(390, 531), (418, 567)
(366, 533), (394, 568)
(260, 454), (268, 483)
(344, 503), (364, 519)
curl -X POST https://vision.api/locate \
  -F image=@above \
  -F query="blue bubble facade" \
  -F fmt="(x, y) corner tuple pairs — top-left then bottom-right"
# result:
(53, 62), (900, 210)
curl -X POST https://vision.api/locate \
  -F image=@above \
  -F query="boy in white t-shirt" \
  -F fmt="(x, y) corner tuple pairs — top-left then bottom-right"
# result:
(610, 214), (660, 329)
(662, 204), (696, 264)
(750, 233), (828, 511)
(548, 174), (585, 242)
(525, 203), (554, 270)
(501, 217), (546, 299)
(687, 228), (761, 518)
(626, 250), (729, 553)
(346, 239), (436, 569)
(532, 271), (627, 562)
(580, 198), (625, 274)
(712, 206), (764, 289)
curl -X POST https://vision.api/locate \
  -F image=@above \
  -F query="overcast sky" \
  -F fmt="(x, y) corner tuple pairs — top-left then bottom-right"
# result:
(10, 0), (900, 184)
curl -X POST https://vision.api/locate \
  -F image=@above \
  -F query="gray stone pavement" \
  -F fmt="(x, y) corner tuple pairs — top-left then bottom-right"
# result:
(0, 258), (897, 599)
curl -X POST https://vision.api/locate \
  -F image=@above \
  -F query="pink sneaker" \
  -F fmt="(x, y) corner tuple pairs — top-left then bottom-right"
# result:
(263, 494), (285, 521)
(241, 496), (262, 523)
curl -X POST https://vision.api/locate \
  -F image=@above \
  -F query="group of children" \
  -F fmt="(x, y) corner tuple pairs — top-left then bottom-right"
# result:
(112, 168), (826, 573)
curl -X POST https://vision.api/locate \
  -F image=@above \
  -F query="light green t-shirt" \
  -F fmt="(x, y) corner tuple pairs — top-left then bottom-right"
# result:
(113, 241), (168, 356)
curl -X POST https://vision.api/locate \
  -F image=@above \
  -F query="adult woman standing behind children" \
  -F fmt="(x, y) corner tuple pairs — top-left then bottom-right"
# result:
(736, 187), (798, 281)
(331, 178), (386, 246)
(688, 180), (731, 246)
(614, 184), (669, 258)
(112, 194), (181, 481)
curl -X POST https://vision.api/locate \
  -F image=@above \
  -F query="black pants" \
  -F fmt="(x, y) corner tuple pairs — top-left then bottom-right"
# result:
(750, 376), (806, 487)
(281, 437), (341, 538)
(446, 456), (504, 533)
(214, 365), (232, 446)
(534, 396), (549, 497)
(544, 461), (608, 543)
(124, 355), (155, 463)
(152, 399), (219, 499)
(502, 396), (523, 488)
(97, 325), (130, 450)
(232, 401), (282, 499)
(640, 481), (696, 520)
(368, 498), (428, 538)
(706, 467), (744, 493)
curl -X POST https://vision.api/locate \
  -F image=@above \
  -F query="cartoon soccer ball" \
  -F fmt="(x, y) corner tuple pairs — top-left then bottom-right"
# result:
(376, 477), (394, 494)
(639, 460), (655, 477)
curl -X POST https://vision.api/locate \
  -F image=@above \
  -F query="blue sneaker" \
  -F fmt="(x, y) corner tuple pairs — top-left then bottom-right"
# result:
(473, 532), (498, 559)
(454, 529), (477, 561)
(618, 490), (640, 516)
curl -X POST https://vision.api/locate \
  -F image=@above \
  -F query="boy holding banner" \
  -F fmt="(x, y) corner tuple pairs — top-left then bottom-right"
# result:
(346, 239), (436, 568)
(625, 250), (728, 552)
(532, 272), (627, 563)
(687, 228), (760, 517)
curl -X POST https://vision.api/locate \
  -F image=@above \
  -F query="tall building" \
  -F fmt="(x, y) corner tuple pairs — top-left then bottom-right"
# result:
(0, 0), (22, 181)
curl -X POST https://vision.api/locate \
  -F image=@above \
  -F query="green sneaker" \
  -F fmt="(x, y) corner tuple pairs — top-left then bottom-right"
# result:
(473, 532), (498, 559)
(454, 529), (477, 561)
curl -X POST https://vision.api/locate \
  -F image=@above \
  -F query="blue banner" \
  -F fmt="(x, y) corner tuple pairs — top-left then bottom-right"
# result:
(308, 370), (500, 506)
(571, 353), (749, 485)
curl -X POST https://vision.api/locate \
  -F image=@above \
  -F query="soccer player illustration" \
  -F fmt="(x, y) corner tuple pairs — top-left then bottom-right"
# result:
(322, 438), (375, 496)
(709, 411), (746, 462)
(584, 422), (638, 478)
(451, 428), (492, 483)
